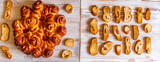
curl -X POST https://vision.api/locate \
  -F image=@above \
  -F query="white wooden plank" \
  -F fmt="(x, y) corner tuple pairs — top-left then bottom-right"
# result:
(81, 0), (160, 62)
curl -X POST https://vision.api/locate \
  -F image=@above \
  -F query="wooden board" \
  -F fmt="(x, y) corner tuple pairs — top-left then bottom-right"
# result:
(0, 0), (80, 62)
(81, 0), (160, 62)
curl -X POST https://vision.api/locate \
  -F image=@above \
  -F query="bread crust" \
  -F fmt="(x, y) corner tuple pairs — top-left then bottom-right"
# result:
(113, 25), (122, 41)
(144, 24), (152, 33)
(91, 5), (99, 16)
(133, 25), (139, 40)
(145, 8), (151, 20)
(146, 37), (152, 54)
(123, 25), (130, 34)
(115, 6), (120, 23)
(103, 6), (111, 23)
(4, 1), (12, 19)
(134, 40), (143, 55)
(12, 0), (66, 58)
(115, 45), (122, 55)
(2, 46), (12, 59)
(65, 4), (73, 13)
(103, 24), (109, 41)
(62, 50), (72, 59)
(124, 37), (131, 55)
(65, 38), (75, 47)
(137, 7), (143, 24)
(101, 41), (113, 55)
(124, 7), (132, 23)
(1, 23), (10, 42)
(90, 18), (98, 35)
(90, 38), (98, 56)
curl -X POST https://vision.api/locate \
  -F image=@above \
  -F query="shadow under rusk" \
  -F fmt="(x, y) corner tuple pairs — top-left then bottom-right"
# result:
(87, 38), (92, 54)
(143, 8), (148, 20)
(99, 24), (104, 41)
(143, 37), (146, 53)
(99, 6), (104, 22)
(132, 40), (139, 55)
(62, 4), (67, 13)
(112, 6), (116, 23)
(134, 7), (138, 23)
(59, 50), (64, 58)
(114, 45), (116, 55)
(2, 1), (6, 19)
(89, 5), (94, 16)
(109, 25), (117, 40)
(121, 25), (125, 34)
(62, 38), (69, 46)
(141, 23), (145, 32)
(121, 6), (125, 22)
(130, 25), (134, 40)
(122, 37), (126, 54)
(86, 18), (93, 33)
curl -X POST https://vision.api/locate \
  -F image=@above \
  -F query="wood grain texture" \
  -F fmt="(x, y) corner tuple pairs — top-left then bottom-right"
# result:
(0, 0), (80, 62)
(81, 0), (160, 62)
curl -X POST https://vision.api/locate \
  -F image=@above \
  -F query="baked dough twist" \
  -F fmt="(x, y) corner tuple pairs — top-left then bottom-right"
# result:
(12, 0), (66, 58)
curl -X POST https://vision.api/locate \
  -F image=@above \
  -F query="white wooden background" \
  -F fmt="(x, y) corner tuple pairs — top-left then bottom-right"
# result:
(0, 0), (80, 62)
(81, 0), (160, 62)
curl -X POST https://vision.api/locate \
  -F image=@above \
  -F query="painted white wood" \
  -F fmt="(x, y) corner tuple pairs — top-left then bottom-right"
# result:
(0, 0), (80, 62)
(81, 0), (160, 62)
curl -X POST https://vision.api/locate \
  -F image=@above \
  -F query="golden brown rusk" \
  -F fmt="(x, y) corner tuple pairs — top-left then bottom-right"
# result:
(103, 24), (109, 41)
(103, 6), (111, 23)
(101, 41), (113, 55)
(115, 6), (120, 23)
(90, 38), (98, 56)
(91, 5), (99, 16)
(113, 25), (122, 41)
(90, 18), (98, 35)
(4, 1), (12, 19)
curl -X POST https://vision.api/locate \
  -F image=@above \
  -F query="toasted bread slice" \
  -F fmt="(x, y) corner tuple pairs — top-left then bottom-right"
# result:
(1, 23), (10, 42)
(124, 37), (131, 55)
(90, 18), (98, 35)
(145, 37), (152, 54)
(91, 5), (99, 16)
(133, 25), (139, 40)
(124, 7), (132, 23)
(134, 40), (143, 55)
(103, 24), (109, 41)
(65, 38), (74, 47)
(145, 8), (151, 20)
(62, 50), (72, 59)
(113, 25), (122, 41)
(103, 6), (111, 23)
(101, 41), (113, 55)
(144, 24), (152, 33)
(137, 7), (143, 24)
(90, 38), (98, 56)
(2, 46), (12, 59)
(123, 25), (130, 34)
(115, 6), (120, 23)
(4, 1), (12, 19)
(65, 4), (73, 13)
(115, 45), (122, 55)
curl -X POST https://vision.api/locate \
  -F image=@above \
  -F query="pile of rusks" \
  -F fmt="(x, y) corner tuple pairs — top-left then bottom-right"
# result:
(12, 0), (67, 58)
(90, 5), (152, 56)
